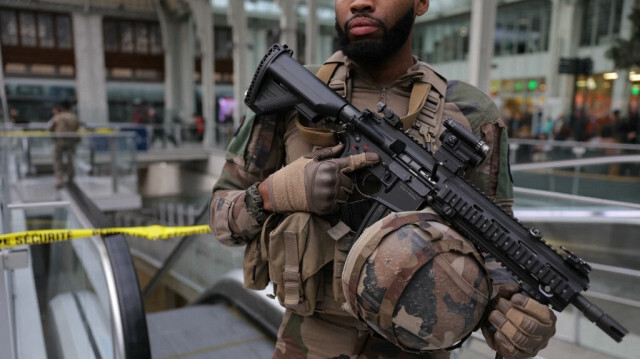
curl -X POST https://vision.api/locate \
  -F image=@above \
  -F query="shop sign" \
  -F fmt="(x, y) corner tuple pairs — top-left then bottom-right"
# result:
(558, 57), (593, 75)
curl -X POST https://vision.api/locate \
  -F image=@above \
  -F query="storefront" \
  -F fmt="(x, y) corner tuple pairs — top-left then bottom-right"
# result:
(491, 77), (546, 138)
(573, 72), (615, 120)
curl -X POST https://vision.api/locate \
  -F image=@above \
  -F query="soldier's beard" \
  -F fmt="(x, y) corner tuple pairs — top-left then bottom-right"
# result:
(336, 7), (415, 66)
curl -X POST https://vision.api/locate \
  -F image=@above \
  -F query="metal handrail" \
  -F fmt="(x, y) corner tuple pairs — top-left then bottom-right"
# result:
(65, 182), (151, 359)
(66, 194), (127, 359)
(514, 187), (640, 210)
(510, 138), (640, 152)
(511, 154), (640, 172)
(7, 201), (70, 210)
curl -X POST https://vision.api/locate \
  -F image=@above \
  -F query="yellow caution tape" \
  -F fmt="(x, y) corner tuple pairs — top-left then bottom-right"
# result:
(0, 225), (211, 249)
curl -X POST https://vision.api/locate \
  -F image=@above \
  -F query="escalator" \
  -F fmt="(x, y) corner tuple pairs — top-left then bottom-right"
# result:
(64, 182), (282, 359)
(1, 180), (281, 359)
(1, 132), (281, 359)
(137, 206), (281, 358)
(146, 270), (280, 359)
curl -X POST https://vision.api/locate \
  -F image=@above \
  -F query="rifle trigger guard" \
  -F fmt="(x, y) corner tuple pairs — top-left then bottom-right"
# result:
(354, 170), (381, 199)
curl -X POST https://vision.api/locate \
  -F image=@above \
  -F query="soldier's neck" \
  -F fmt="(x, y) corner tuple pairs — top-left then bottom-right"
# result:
(357, 44), (415, 85)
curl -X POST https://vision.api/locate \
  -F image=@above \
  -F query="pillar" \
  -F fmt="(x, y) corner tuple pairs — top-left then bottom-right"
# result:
(545, 0), (583, 118)
(467, 0), (497, 94)
(305, 0), (318, 65)
(277, 0), (298, 54)
(610, 0), (637, 115)
(156, 3), (195, 130)
(72, 13), (108, 124)
(187, 0), (215, 147)
(228, 0), (248, 130)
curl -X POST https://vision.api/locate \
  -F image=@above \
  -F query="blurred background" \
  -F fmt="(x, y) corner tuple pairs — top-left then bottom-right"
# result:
(1, 1), (639, 359)
(0, 0), (638, 148)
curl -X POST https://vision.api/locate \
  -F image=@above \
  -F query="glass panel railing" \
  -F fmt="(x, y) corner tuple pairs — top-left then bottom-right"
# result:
(0, 199), (120, 359)
(2, 119), (230, 152)
(0, 133), (150, 359)
(509, 138), (640, 166)
(2, 130), (141, 210)
(509, 140), (640, 204)
(504, 158), (640, 358)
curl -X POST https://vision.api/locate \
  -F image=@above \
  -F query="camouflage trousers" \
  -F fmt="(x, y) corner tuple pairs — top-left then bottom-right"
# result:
(272, 310), (451, 359)
(53, 144), (76, 182)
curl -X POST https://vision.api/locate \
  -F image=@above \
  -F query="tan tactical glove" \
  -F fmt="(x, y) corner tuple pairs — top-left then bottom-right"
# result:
(266, 143), (379, 215)
(481, 283), (557, 359)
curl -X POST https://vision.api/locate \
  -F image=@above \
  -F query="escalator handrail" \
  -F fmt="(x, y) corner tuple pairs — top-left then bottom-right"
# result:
(66, 182), (151, 359)
(510, 154), (640, 172)
(514, 187), (640, 210)
(509, 137), (640, 151)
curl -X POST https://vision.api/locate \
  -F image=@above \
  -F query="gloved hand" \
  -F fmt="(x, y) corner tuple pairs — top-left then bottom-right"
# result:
(265, 143), (379, 215)
(481, 283), (557, 359)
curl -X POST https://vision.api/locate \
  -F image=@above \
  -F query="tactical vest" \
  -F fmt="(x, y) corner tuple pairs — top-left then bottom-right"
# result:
(249, 58), (479, 316)
(295, 56), (472, 151)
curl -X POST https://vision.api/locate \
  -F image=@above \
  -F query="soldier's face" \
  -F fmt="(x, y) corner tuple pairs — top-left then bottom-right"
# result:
(334, 0), (429, 64)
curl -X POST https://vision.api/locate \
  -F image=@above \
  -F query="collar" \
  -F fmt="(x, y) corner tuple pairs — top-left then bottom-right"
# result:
(323, 51), (447, 96)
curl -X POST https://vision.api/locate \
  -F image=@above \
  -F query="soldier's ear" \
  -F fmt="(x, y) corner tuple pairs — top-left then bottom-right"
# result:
(415, 0), (429, 16)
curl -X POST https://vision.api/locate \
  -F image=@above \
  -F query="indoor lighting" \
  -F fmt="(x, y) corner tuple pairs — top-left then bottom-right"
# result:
(630, 72), (640, 82)
(603, 72), (618, 80)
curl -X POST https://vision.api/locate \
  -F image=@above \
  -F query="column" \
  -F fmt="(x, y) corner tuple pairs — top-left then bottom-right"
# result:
(305, 0), (318, 64)
(251, 28), (269, 72)
(72, 13), (108, 124)
(187, 0), (215, 147)
(156, 4), (196, 130)
(467, 0), (497, 94)
(228, 0), (248, 130)
(610, 0), (636, 115)
(545, 0), (582, 118)
(277, 0), (298, 54)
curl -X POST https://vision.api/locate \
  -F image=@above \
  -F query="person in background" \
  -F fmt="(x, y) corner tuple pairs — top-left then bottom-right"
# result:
(9, 107), (28, 126)
(194, 113), (205, 142)
(618, 104), (640, 144)
(48, 100), (80, 188)
(149, 107), (177, 148)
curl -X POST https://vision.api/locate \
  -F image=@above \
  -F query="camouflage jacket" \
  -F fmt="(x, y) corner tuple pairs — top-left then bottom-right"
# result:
(210, 51), (513, 253)
(49, 111), (80, 147)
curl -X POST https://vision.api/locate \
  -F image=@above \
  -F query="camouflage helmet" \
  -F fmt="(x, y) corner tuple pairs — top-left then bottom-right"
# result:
(341, 210), (491, 352)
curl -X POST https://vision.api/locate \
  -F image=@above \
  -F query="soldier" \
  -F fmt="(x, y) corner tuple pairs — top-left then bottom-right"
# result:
(210, 1), (556, 358)
(49, 100), (80, 188)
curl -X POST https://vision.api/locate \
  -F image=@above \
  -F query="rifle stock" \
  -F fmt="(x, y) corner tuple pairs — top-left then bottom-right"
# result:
(244, 44), (628, 342)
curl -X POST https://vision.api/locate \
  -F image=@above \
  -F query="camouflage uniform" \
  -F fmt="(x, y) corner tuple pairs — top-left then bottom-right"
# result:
(210, 51), (514, 358)
(49, 110), (80, 185)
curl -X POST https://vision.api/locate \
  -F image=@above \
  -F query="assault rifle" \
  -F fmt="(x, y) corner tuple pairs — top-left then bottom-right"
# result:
(244, 44), (628, 342)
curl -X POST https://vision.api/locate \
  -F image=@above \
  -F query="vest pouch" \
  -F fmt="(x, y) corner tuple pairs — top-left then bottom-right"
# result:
(243, 213), (279, 290)
(268, 212), (335, 316)
(328, 221), (355, 303)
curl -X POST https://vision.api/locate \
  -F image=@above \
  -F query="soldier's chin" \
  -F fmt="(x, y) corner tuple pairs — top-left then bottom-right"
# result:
(342, 42), (390, 65)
